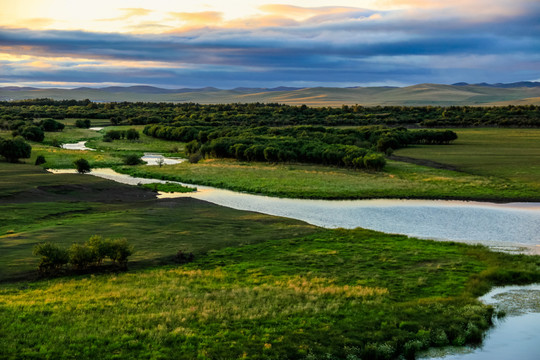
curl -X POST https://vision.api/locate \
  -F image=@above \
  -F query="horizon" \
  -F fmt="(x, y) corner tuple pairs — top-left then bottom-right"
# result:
(1, 0), (539, 89)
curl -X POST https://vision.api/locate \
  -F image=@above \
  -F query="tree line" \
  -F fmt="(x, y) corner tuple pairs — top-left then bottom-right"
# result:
(1, 100), (540, 128)
(144, 125), (457, 170)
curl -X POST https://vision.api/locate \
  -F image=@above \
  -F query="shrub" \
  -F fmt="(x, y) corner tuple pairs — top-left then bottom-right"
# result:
(188, 152), (202, 164)
(86, 235), (110, 265)
(40, 119), (65, 132)
(174, 250), (195, 264)
(74, 158), (91, 174)
(69, 243), (96, 270)
(21, 126), (45, 142)
(123, 154), (143, 165)
(108, 238), (133, 269)
(35, 155), (46, 165)
(75, 119), (91, 128)
(125, 128), (140, 140)
(363, 153), (386, 171)
(33, 242), (69, 274)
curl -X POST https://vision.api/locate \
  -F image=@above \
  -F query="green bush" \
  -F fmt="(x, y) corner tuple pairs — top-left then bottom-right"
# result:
(123, 154), (143, 165)
(74, 158), (91, 174)
(363, 153), (386, 171)
(35, 155), (46, 165)
(75, 119), (91, 128)
(69, 243), (96, 270)
(33, 242), (69, 274)
(108, 238), (133, 269)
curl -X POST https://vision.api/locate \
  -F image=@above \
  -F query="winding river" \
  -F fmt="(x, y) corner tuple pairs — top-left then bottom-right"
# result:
(51, 147), (540, 359)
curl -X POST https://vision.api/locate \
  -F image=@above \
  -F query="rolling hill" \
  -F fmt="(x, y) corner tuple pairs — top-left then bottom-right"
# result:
(2, 83), (540, 106)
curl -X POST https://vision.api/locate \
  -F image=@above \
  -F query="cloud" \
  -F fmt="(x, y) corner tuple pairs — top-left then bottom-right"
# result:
(99, 8), (153, 22)
(1, 1), (539, 88)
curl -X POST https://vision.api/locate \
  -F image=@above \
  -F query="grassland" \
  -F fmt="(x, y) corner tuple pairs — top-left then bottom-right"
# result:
(2, 125), (540, 359)
(394, 128), (540, 188)
(1, 225), (540, 359)
(0, 163), (315, 282)
(115, 158), (540, 201)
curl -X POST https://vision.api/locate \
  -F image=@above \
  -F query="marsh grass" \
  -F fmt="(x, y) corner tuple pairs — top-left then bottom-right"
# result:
(115, 158), (539, 201)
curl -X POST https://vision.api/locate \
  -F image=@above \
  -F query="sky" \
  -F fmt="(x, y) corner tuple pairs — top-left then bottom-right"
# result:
(0, 0), (539, 89)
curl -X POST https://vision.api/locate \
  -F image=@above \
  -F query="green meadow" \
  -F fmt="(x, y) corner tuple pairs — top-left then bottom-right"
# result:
(394, 128), (540, 188)
(2, 118), (540, 359)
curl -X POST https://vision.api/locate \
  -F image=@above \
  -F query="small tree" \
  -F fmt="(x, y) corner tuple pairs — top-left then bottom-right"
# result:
(69, 243), (96, 270)
(35, 155), (46, 165)
(74, 158), (91, 174)
(33, 242), (69, 274)
(107, 238), (133, 269)
(125, 128), (140, 140)
(75, 119), (91, 128)
(0, 137), (32, 163)
(21, 126), (45, 142)
(123, 154), (143, 165)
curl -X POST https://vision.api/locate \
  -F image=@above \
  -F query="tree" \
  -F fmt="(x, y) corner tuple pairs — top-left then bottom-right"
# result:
(74, 158), (91, 174)
(40, 119), (65, 132)
(35, 155), (46, 165)
(0, 137), (32, 163)
(125, 128), (140, 140)
(21, 125), (45, 142)
(33, 242), (69, 274)
(75, 119), (91, 128)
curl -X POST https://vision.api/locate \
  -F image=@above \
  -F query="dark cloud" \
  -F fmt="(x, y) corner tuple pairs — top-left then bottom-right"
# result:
(1, 2), (539, 87)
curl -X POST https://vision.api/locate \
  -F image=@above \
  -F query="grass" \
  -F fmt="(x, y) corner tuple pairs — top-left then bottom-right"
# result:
(1, 229), (539, 359)
(86, 125), (185, 155)
(140, 182), (196, 193)
(394, 128), (540, 189)
(114, 158), (540, 201)
(0, 163), (316, 282)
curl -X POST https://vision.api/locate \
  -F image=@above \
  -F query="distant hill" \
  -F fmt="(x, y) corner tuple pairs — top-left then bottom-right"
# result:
(2, 82), (540, 106)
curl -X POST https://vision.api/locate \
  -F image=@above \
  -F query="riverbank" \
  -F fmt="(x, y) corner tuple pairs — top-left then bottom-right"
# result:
(113, 158), (540, 202)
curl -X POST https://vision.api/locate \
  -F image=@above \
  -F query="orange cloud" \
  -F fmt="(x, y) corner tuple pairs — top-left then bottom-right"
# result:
(169, 11), (223, 25)
(99, 8), (153, 22)
(259, 4), (361, 20)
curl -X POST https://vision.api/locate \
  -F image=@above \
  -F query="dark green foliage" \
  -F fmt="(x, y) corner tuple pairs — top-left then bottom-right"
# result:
(107, 238), (133, 269)
(174, 250), (195, 264)
(125, 128), (140, 140)
(123, 153), (143, 165)
(74, 158), (91, 173)
(20, 125), (45, 142)
(105, 129), (124, 140)
(1, 100), (540, 128)
(168, 124), (454, 170)
(0, 136), (32, 162)
(39, 118), (65, 132)
(34, 236), (133, 272)
(34, 155), (46, 165)
(74, 119), (91, 128)
(32, 242), (69, 274)
(68, 243), (96, 270)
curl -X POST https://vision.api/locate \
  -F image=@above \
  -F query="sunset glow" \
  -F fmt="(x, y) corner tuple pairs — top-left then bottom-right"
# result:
(1, 0), (538, 88)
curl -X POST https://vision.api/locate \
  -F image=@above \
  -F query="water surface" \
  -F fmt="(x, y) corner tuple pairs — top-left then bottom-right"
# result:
(49, 168), (540, 253)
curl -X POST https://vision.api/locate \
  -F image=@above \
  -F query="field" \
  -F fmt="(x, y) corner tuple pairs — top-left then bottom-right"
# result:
(2, 114), (540, 359)
(0, 163), (315, 282)
(2, 162), (540, 359)
(394, 128), (540, 188)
